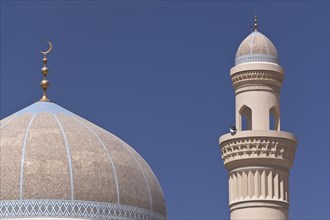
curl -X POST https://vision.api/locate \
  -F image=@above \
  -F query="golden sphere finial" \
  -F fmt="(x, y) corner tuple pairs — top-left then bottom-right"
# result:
(39, 41), (52, 102)
(254, 15), (258, 31)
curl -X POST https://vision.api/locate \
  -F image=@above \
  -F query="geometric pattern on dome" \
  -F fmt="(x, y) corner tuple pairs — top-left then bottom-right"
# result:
(0, 200), (165, 220)
(0, 102), (167, 219)
(235, 31), (279, 65)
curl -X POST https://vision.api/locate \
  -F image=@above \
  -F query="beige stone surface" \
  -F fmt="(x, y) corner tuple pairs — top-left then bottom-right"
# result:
(237, 34), (253, 56)
(23, 113), (71, 199)
(252, 33), (268, 54)
(0, 102), (167, 219)
(57, 114), (117, 203)
(75, 117), (155, 211)
(78, 116), (168, 216)
(0, 114), (16, 128)
(231, 205), (288, 220)
(236, 31), (278, 57)
(230, 62), (284, 76)
(130, 146), (167, 217)
(229, 62), (285, 131)
(0, 114), (32, 200)
(228, 167), (289, 204)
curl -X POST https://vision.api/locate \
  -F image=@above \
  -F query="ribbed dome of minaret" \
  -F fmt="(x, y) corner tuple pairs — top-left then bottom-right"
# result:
(235, 17), (279, 65)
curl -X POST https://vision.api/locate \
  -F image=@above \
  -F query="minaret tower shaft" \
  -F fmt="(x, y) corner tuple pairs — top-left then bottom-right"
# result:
(219, 17), (297, 220)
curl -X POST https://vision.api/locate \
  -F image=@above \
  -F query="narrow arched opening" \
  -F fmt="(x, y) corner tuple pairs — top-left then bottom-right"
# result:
(269, 106), (280, 130)
(239, 105), (252, 131)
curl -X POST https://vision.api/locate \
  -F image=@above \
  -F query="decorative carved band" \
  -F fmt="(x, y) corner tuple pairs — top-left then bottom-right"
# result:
(228, 169), (289, 206)
(230, 200), (288, 211)
(231, 71), (283, 83)
(234, 85), (280, 95)
(220, 136), (296, 167)
(231, 71), (283, 89)
(0, 200), (165, 220)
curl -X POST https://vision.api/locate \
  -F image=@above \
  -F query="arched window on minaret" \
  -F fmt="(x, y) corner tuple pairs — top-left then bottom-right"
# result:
(239, 105), (252, 131)
(269, 106), (280, 131)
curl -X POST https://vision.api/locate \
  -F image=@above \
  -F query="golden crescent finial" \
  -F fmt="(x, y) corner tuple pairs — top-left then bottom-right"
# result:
(40, 41), (52, 56)
(39, 41), (52, 102)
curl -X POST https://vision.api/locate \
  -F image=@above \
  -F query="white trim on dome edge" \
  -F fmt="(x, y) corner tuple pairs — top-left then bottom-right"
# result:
(235, 54), (279, 65)
(0, 200), (166, 220)
(19, 115), (35, 199)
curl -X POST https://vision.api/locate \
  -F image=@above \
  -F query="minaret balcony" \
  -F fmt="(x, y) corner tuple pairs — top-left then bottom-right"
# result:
(219, 130), (297, 170)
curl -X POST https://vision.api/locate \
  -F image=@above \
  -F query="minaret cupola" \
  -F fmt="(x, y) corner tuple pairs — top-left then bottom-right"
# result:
(231, 16), (284, 131)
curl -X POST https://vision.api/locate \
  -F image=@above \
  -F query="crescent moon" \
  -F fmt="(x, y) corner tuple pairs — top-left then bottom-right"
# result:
(40, 41), (52, 55)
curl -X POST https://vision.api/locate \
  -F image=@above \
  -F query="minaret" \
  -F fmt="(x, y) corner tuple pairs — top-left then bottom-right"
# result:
(219, 17), (297, 219)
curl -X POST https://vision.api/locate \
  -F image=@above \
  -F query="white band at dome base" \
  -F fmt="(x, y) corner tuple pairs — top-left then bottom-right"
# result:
(0, 200), (165, 220)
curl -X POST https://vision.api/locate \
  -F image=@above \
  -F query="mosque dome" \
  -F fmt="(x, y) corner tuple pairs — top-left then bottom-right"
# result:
(235, 30), (279, 65)
(0, 41), (166, 220)
(0, 102), (167, 219)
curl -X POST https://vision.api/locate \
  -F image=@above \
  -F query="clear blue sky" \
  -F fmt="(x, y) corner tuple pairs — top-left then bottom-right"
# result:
(1, 1), (329, 219)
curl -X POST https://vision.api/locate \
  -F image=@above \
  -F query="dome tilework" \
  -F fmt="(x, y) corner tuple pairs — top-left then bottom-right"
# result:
(23, 113), (72, 200)
(235, 31), (279, 65)
(1, 113), (33, 200)
(236, 34), (254, 56)
(0, 102), (166, 219)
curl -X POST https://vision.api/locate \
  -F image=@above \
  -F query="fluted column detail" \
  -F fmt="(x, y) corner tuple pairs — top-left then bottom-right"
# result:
(220, 131), (296, 219)
(228, 168), (289, 209)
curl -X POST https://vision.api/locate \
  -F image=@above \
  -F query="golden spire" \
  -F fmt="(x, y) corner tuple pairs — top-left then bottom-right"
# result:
(254, 15), (258, 31)
(39, 41), (52, 102)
